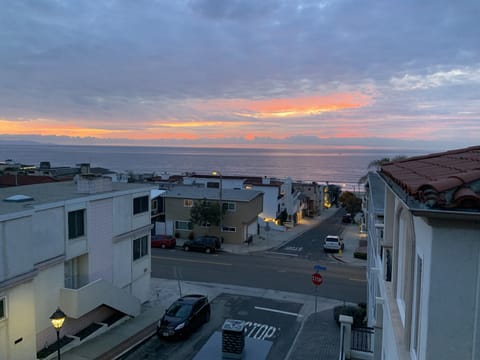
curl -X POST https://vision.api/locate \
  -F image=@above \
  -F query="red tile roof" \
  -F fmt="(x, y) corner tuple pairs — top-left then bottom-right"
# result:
(380, 146), (480, 210)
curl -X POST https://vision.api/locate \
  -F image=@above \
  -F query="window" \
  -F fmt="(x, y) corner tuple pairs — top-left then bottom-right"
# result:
(184, 199), (194, 207)
(222, 226), (236, 232)
(412, 256), (423, 354)
(175, 220), (193, 231)
(222, 202), (236, 212)
(0, 297), (6, 320)
(133, 235), (148, 260)
(206, 182), (220, 189)
(152, 199), (158, 212)
(68, 209), (85, 239)
(201, 222), (211, 228)
(133, 196), (149, 214)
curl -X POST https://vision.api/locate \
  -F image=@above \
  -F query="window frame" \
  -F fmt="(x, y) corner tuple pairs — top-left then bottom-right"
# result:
(222, 202), (236, 212)
(0, 296), (6, 321)
(221, 225), (236, 232)
(175, 220), (193, 231)
(133, 196), (149, 215)
(183, 199), (194, 208)
(133, 235), (149, 261)
(68, 209), (85, 239)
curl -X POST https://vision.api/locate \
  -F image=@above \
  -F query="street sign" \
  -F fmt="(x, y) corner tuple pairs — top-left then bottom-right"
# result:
(311, 272), (323, 286)
(314, 265), (327, 271)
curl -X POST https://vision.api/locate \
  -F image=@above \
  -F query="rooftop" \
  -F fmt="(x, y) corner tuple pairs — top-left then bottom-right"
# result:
(380, 145), (480, 211)
(0, 180), (155, 216)
(162, 185), (263, 202)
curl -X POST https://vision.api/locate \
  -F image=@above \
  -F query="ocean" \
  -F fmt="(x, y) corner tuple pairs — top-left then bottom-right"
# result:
(0, 144), (424, 191)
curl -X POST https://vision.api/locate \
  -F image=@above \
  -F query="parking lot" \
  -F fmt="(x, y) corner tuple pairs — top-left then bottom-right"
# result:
(121, 293), (304, 360)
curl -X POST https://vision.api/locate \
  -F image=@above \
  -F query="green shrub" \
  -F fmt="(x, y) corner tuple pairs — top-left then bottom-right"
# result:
(333, 305), (366, 327)
(354, 246), (367, 259)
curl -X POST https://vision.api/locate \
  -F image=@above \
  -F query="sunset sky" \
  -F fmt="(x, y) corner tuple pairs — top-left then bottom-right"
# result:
(0, 0), (479, 150)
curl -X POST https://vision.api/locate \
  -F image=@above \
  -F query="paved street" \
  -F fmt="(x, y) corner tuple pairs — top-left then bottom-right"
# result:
(62, 207), (367, 360)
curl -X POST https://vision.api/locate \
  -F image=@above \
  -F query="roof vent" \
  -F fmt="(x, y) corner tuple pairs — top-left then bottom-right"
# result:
(4, 194), (34, 202)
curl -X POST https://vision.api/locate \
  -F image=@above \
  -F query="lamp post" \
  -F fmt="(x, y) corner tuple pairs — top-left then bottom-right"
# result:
(50, 307), (66, 360)
(212, 171), (223, 236)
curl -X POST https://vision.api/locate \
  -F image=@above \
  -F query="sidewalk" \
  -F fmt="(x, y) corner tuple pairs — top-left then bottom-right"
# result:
(62, 207), (366, 360)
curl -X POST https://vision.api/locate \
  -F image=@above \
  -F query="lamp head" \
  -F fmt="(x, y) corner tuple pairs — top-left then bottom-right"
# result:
(50, 308), (66, 330)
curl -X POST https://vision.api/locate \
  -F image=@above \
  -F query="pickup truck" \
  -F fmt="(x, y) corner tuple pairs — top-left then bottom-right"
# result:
(323, 235), (344, 253)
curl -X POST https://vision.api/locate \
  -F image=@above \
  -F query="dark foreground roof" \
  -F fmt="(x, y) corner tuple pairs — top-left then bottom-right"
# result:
(380, 146), (480, 210)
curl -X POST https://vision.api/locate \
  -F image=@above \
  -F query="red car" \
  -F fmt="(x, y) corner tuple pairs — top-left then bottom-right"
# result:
(151, 235), (176, 249)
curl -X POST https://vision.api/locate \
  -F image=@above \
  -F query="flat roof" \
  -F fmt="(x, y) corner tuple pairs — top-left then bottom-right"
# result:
(0, 181), (155, 216)
(162, 185), (262, 202)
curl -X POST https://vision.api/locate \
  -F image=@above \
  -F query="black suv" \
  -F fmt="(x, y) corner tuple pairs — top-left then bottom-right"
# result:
(157, 294), (211, 339)
(183, 236), (221, 254)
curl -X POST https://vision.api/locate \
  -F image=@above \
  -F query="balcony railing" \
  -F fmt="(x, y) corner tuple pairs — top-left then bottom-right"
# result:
(352, 326), (374, 353)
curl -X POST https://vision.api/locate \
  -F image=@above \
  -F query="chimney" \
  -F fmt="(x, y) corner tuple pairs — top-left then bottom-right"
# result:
(79, 163), (91, 175)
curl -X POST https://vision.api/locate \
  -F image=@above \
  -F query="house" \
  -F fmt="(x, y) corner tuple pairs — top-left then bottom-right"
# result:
(161, 185), (263, 244)
(183, 174), (309, 228)
(0, 175), (156, 360)
(359, 146), (480, 360)
(292, 181), (322, 217)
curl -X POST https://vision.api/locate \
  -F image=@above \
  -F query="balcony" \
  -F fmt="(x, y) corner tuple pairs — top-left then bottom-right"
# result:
(60, 278), (141, 319)
(339, 315), (375, 360)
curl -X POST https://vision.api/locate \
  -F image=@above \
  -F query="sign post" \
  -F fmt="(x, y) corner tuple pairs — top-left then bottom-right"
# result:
(312, 265), (326, 313)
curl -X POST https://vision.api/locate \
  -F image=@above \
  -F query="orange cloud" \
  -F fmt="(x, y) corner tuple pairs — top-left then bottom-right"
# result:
(193, 93), (371, 118)
(149, 120), (252, 128)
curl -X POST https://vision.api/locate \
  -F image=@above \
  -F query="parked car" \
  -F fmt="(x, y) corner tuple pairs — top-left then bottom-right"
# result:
(151, 235), (176, 249)
(183, 236), (220, 254)
(323, 235), (344, 252)
(157, 294), (211, 339)
(342, 213), (353, 223)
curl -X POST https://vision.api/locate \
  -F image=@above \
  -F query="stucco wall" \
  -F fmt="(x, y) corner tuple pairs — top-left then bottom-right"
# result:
(426, 219), (480, 360)
(88, 198), (114, 282)
(33, 208), (65, 264)
(0, 281), (36, 360)
(1, 216), (33, 281)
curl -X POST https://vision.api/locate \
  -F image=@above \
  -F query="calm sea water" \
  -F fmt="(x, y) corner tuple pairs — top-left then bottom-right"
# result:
(0, 144), (423, 191)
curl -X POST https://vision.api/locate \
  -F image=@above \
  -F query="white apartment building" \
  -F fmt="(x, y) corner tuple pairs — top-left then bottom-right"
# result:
(0, 175), (155, 360)
(363, 146), (480, 360)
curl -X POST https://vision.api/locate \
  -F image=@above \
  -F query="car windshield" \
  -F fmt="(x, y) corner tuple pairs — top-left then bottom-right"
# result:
(166, 302), (192, 318)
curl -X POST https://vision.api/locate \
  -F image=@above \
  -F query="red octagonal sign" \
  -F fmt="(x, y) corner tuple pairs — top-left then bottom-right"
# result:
(312, 272), (323, 286)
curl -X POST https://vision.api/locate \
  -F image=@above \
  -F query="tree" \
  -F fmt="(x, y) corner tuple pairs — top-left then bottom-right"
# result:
(339, 191), (362, 214)
(190, 199), (225, 232)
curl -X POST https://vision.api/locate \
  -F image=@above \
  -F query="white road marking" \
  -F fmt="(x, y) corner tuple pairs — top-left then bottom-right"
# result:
(254, 306), (303, 317)
(284, 246), (304, 252)
(151, 255), (232, 266)
(243, 321), (279, 340)
(264, 251), (299, 257)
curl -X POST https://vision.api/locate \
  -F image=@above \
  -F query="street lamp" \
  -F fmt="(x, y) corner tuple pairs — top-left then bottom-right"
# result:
(50, 307), (66, 360)
(212, 171), (223, 236)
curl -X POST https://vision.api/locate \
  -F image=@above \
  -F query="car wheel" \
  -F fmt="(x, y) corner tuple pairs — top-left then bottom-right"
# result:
(161, 243), (166, 249)
(205, 247), (211, 254)
(184, 245), (190, 251)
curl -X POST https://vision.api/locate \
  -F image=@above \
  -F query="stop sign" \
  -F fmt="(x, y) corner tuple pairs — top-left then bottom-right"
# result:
(312, 272), (323, 286)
